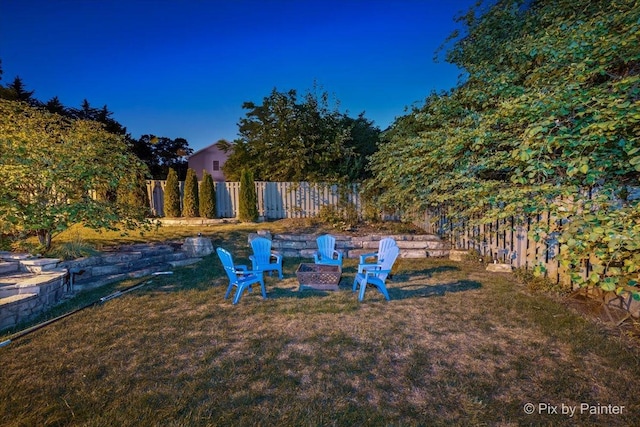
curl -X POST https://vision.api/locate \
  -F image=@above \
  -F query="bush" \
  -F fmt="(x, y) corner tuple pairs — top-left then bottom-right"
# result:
(48, 235), (99, 260)
(164, 168), (181, 217)
(238, 168), (258, 222)
(317, 202), (359, 231)
(11, 240), (42, 256)
(513, 268), (569, 296)
(361, 200), (382, 224)
(199, 170), (216, 219)
(182, 168), (199, 218)
(116, 170), (150, 217)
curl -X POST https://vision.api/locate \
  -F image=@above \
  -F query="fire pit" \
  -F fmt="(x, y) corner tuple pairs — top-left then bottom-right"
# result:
(296, 263), (341, 291)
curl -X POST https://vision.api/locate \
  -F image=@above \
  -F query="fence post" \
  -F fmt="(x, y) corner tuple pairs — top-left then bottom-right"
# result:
(145, 180), (364, 220)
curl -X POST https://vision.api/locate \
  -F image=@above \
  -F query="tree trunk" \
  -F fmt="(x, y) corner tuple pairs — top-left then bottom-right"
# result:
(37, 230), (52, 250)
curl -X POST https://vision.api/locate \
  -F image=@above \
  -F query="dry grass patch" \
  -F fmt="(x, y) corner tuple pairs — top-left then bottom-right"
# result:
(1, 226), (639, 426)
(50, 218), (427, 250)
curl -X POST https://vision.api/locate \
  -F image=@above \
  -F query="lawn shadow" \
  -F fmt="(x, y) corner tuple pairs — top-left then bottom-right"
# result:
(268, 286), (335, 300)
(387, 280), (482, 300)
(263, 264), (470, 301)
(390, 265), (460, 281)
(145, 257), (470, 303)
(265, 275), (354, 300)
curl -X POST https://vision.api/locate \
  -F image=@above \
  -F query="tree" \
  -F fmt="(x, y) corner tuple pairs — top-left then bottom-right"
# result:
(116, 167), (151, 219)
(199, 170), (216, 219)
(70, 99), (99, 121)
(7, 76), (35, 103)
(44, 96), (68, 116)
(70, 99), (128, 136)
(338, 113), (380, 181)
(218, 138), (249, 181)
(1, 76), (39, 107)
(224, 86), (378, 182)
(182, 168), (199, 217)
(238, 168), (258, 222)
(0, 62), (193, 182)
(366, 0), (640, 298)
(0, 99), (149, 249)
(163, 168), (181, 217)
(132, 134), (193, 179)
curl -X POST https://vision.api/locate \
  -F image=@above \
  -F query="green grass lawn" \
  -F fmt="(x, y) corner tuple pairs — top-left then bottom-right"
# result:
(1, 221), (639, 426)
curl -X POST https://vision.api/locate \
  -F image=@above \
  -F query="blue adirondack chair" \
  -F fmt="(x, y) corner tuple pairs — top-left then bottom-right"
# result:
(353, 245), (400, 301)
(249, 236), (283, 279)
(313, 234), (343, 267)
(217, 247), (266, 304)
(357, 237), (398, 274)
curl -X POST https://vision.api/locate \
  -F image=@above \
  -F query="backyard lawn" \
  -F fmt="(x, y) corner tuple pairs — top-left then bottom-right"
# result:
(1, 221), (639, 426)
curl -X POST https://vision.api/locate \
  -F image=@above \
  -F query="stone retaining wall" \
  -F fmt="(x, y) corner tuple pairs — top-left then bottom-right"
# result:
(0, 243), (204, 332)
(56, 244), (182, 288)
(270, 233), (450, 259)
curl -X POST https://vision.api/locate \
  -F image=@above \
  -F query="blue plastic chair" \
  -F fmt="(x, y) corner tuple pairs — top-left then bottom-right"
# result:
(217, 247), (266, 304)
(249, 237), (283, 279)
(313, 234), (343, 267)
(353, 245), (400, 301)
(357, 237), (397, 274)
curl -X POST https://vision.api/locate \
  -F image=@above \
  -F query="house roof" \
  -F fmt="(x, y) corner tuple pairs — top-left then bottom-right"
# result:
(188, 140), (234, 159)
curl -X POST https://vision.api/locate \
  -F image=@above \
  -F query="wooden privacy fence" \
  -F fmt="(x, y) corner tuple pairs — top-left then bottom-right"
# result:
(418, 209), (570, 286)
(146, 180), (361, 219)
(418, 206), (640, 317)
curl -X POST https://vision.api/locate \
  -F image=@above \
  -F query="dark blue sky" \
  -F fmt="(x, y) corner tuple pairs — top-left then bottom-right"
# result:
(1, 0), (475, 152)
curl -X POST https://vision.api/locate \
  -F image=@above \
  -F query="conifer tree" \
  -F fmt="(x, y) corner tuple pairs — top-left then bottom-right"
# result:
(199, 170), (216, 219)
(182, 168), (199, 217)
(164, 168), (181, 217)
(117, 169), (150, 218)
(238, 168), (258, 222)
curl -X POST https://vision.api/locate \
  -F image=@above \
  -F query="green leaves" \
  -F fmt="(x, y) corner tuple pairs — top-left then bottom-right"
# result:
(182, 168), (199, 218)
(163, 168), (181, 218)
(238, 168), (258, 222)
(365, 0), (640, 297)
(229, 87), (379, 183)
(199, 171), (216, 219)
(0, 99), (149, 249)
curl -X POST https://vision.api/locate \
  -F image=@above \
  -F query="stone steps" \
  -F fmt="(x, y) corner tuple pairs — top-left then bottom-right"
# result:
(19, 258), (62, 274)
(0, 241), (209, 332)
(0, 270), (67, 297)
(0, 272), (33, 287)
(0, 293), (38, 306)
(0, 270), (68, 331)
(0, 262), (19, 275)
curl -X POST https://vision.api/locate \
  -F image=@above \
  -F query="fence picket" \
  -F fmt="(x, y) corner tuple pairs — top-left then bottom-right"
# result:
(442, 209), (580, 288)
(146, 179), (588, 288)
(146, 180), (361, 220)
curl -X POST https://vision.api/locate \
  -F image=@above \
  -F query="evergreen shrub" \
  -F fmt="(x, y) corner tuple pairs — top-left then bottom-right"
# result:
(164, 168), (181, 217)
(182, 168), (199, 217)
(199, 170), (216, 219)
(238, 168), (258, 222)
